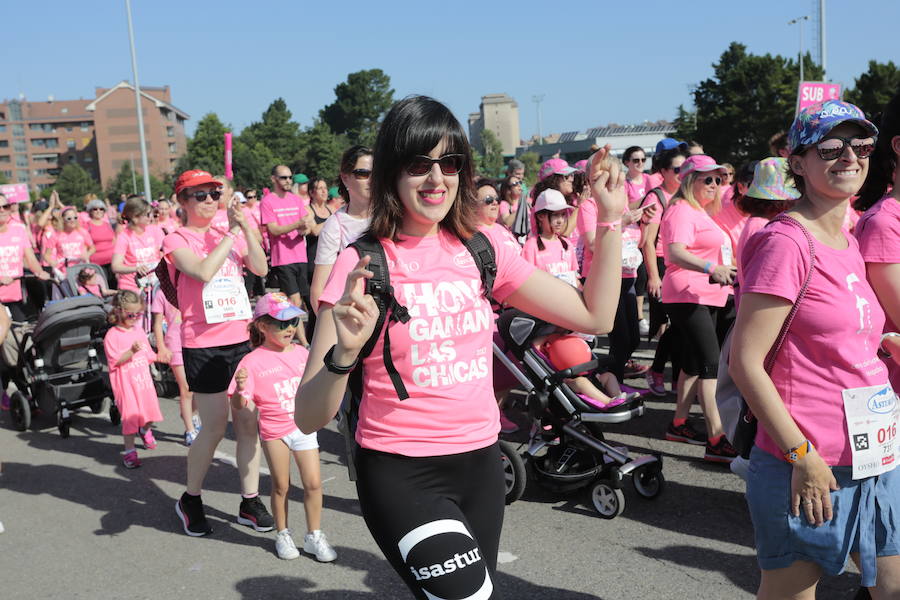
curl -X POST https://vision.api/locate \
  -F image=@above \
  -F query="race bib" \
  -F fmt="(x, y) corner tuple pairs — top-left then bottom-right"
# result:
(622, 238), (643, 270)
(720, 236), (733, 266)
(555, 271), (578, 288)
(842, 384), (899, 479)
(201, 275), (251, 324)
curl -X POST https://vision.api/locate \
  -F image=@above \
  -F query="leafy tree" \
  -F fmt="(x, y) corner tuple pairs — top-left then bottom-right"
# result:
(240, 99), (303, 164)
(294, 120), (346, 183)
(176, 112), (228, 175)
(680, 43), (822, 164)
(517, 152), (541, 187)
(845, 60), (900, 119)
(320, 69), (394, 146)
(0, 172), (7, 185)
(52, 164), (100, 206)
(232, 139), (279, 191)
(672, 104), (697, 145)
(480, 129), (504, 177)
(470, 147), (485, 177)
(105, 161), (165, 201)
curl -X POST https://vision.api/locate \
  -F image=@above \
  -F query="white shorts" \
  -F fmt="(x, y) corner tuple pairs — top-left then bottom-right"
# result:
(280, 427), (318, 452)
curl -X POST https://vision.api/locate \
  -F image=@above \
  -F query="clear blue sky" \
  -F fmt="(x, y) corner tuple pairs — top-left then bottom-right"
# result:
(4, 1), (898, 139)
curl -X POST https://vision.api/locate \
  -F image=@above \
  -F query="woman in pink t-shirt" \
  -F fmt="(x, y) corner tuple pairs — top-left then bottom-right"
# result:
(296, 96), (626, 599)
(659, 154), (737, 462)
(112, 197), (163, 292)
(84, 197), (117, 286)
(156, 198), (179, 235)
(0, 194), (50, 320)
(167, 169), (271, 539)
(43, 207), (94, 277)
(498, 174), (525, 230)
(731, 101), (900, 596)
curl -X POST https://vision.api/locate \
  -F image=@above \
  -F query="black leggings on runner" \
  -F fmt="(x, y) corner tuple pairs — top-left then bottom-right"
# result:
(664, 302), (723, 379)
(355, 443), (504, 600)
(608, 277), (639, 382)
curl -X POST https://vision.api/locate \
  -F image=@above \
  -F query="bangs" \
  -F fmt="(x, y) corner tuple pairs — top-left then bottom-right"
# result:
(385, 96), (471, 167)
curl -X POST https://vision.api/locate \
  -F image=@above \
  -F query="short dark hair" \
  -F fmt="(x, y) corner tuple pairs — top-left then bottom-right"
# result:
(475, 178), (498, 195)
(271, 164), (289, 177)
(337, 145), (373, 201)
(369, 96), (478, 240)
(768, 131), (788, 155)
(856, 90), (899, 212)
(652, 148), (687, 173)
(623, 146), (645, 162)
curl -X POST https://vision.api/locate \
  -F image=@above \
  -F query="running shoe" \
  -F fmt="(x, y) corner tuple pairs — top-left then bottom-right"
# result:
(646, 370), (667, 397)
(1, 392), (10, 411)
(237, 496), (274, 532)
(665, 421), (707, 445)
(122, 449), (141, 469)
(192, 414), (202, 432)
(499, 412), (519, 434)
(705, 437), (739, 463)
(303, 530), (337, 562)
(623, 360), (650, 378)
(275, 529), (300, 560)
(638, 318), (650, 336)
(175, 492), (212, 537)
(139, 427), (157, 450)
(184, 430), (199, 447)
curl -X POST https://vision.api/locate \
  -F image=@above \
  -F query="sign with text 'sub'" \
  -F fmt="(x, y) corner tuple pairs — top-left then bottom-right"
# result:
(0, 183), (29, 203)
(797, 82), (843, 114)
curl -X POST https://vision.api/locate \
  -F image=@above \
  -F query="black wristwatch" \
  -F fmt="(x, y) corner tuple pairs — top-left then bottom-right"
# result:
(323, 345), (358, 375)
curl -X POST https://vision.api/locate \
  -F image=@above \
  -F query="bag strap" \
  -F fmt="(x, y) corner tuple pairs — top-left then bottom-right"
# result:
(463, 231), (497, 302)
(156, 230), (186, 309)
(763, 214), (817, 372)
(641, 187), (668, 214)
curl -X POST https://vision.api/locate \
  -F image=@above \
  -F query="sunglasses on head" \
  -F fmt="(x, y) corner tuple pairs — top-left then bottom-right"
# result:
(275, 317), (300, 330)
(406, 154), (465, 177)
(698, 175), (722, 186)
(188, 190), (222, 202)
(482, 195), (499, 205)
(351, 168), (372, 180)
(812, 136), (876, 161)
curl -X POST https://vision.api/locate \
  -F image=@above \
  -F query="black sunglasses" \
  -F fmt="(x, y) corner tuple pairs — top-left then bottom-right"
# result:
(698, 176), (723, 186)
(813, 136), (876, 161)
(0, 205), (11, 212)
(351, 168), (372, 180)
(244, 194), (257, 200)
(672, 166), (681, 174)
(630, 157), (646, 163)
(406, 154), (465, 177)
(189, 190), (222, 202)
(276, 175), (292, 180)
(482, 196), (499, 205)
(275, 317), (300, 330)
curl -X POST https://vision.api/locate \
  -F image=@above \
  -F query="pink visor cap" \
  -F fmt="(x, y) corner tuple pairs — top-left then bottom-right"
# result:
(253, 292), (306, 321)
(534, 189), (575, 213)
(538, 158), (577, 181)
(678, 154), (725, 179)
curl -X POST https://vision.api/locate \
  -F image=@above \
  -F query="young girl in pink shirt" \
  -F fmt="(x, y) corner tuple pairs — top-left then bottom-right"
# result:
(229, 293), (335, 562)
(76, 266), (115, 299)
(151, 289), (198, 446)
(104, 290), (163, 469)
(522, 189), (579, 287)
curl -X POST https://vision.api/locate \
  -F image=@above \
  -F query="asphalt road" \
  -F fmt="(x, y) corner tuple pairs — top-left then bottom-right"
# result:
(0, 340), (866, 599)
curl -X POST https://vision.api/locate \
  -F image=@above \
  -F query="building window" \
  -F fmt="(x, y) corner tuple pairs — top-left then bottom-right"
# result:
(83, 154), (93, 162)
(166, 126), (175, 137)
(67, 140), (76, 149)
(16, 170), (29, 181)
(81, 122), (90, 131)
(168, 142), (176, 153)
(68, 155), (76, 163)
(0, 125), (6, 133)
(1, 170), (12, 179)
(15, 155), (27, 167)
(61, 107), (68, 114)
(13, 140), (25, 152)
(9, 102), (22, 121)
(0, 141), (7, 148)
(0, 156), (9, 163)
(34, 168), (51, 176)
(12, 124), (24, 137)
(66, 126), (73, 132)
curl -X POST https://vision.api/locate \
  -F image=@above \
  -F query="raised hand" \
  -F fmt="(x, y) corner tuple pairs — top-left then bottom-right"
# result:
(588, 144), (627, 223)
(331, 256), (379, 357)
(227, 195), (245, 232)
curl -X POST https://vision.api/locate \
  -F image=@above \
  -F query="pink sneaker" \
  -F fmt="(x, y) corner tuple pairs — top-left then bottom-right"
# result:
(499, 412), (519, 434)
(646, 371), (667, 397)
(139, 427), (157, 450)
(123, 450), (141, 469)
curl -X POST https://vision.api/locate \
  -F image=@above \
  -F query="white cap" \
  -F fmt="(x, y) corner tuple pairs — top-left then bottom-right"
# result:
(534, 189), (575, 213)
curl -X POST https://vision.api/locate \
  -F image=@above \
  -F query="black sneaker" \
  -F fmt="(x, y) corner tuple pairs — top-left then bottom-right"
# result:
(237, 496), (274, 532)
(175, 492), (212, 537)
(705, 437), (739, 463)
(665, 421), (708, 446)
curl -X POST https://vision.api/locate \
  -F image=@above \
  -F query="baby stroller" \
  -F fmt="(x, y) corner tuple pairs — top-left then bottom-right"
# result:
(6, 295), (116, 437)
(58, 262), (112, 303)
(495, 309), (664, 519)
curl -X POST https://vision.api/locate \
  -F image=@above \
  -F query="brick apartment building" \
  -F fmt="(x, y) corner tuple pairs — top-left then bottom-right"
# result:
(0, 81), (189, 194)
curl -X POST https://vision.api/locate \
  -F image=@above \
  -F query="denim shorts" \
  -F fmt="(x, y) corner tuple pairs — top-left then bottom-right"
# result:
(746, 446), (900, 587)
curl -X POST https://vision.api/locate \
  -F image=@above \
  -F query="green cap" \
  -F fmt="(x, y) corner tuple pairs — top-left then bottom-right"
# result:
(328, 186), (340, 198)
(292, 173), (309, 185)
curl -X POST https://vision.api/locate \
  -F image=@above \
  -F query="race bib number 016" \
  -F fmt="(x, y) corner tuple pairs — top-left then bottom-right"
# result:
(842, 384), (899, 480)
(202, 275), (251, 324)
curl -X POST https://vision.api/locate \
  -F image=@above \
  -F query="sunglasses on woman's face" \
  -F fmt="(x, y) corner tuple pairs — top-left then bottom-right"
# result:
(351, 168), (372, 180)
(630, 157), (646, 163)
(90, 207), (105, 212)
(64, 216), (78, 221)
(0, 205), (10, 212)
(405, 154), (465, 177)
(698, 176), (722, 186)
(275, 317), (300, 330)
(189, 190), (222, 202)
(482, 196), (499, 205)
(813, 136), (876, 161)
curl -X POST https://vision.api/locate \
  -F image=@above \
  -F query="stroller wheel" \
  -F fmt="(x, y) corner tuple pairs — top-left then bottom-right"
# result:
(590, 480), (625, 519)
(109, 404), (121, 426)
(632, 465), (665, 500)
(57, 412), (71, 439)
(10, 391), (31, 431)
(499, 440), (526, 505)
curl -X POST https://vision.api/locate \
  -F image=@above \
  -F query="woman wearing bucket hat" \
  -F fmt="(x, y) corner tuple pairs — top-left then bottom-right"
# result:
(731, 100), (900, 597)
(659, 154), (738, 462)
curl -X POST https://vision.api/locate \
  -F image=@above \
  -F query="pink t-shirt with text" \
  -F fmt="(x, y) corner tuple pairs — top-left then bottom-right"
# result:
(51, 229), (92, 265)
(522, 235), (579, 286)
(151, 288), (183, 353)
(260, 192), (308, 266)
(162, 227), (249, 349)
(113, 227), (164, 291)
(0, 222), (32, 302)
(625, 174), (652, 208)
(319, 228), (535, 456)
(478, 222), (521, 257)
(741, 221), (888, 465)
(228, 345), (309, 440)
(660, 200), (731, 307)
(104, 324), (162, 435)
(855, 196), (900, 391)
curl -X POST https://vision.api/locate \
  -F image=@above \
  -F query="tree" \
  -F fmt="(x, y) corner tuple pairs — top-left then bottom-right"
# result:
(240, 99), (303, 165)
(52, 164), (100, 206)
(517, 152), (541, 187)
(672, 104), (697, 145)
(320, 69), (394, 146)
(176, 112), (228, 175)
(845, 60), (900, 120)
(232, 139), (278, 191)
(105, 161), (163, 200)
(293, 120), (346, 182)
(0, 172), (7, 185)
(480, 129), (504, 177)
(680, 42), (823, 164)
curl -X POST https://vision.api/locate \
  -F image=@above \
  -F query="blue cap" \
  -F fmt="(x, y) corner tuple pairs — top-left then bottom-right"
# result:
(655, 138), (688, 154)
(788, 100), (878, 154)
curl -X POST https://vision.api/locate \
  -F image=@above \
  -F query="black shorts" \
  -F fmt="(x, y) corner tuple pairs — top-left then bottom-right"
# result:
(272, 262), (309, 298)
(182, 341), (251, 394)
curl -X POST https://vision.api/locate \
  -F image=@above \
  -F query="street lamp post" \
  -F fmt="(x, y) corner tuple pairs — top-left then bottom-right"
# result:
(125, 0), (152, 202)
(788, 15), (810, 83)
(532, 94), (545, 145)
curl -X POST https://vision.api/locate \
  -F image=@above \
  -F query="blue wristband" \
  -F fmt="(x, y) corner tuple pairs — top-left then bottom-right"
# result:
(702, 261), (713, 274)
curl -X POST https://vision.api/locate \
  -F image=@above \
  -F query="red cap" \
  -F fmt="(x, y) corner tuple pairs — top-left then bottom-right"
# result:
(174, 170), (219, 194)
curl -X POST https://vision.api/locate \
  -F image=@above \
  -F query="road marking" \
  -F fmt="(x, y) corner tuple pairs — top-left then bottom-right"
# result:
(213, 450), (271, 476)
(497, 551), (518, 564)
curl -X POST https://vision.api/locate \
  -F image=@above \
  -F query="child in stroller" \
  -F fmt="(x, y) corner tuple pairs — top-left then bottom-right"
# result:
(76, 266), (115, 300)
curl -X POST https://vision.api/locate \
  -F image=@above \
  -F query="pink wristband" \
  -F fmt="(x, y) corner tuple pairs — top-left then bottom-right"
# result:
(597, 221), (620, 232)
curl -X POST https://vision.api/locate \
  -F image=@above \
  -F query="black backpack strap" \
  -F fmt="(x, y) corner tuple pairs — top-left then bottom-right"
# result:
(640, 187), (667, 214)
(464, 231), (497, 302)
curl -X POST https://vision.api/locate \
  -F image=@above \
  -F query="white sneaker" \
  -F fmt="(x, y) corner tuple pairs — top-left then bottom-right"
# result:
(192, 414), (202, 431)
(638, 318), (650, 336)
(303, 530), (337, 562)
(275, 529), (300, 560)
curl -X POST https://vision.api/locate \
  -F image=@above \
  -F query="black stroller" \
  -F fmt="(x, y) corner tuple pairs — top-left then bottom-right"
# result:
(495, 309), (664, 519)
(6, 295), (116, 437)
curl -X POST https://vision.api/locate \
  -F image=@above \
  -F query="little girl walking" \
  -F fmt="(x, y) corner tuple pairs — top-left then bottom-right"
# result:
(104, 290), (163, 468)
(228, 293), (336, 562)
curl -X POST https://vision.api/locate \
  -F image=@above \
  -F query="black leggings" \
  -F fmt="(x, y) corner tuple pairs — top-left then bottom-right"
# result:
(355, 443), (504, 600)
(608, 278), (639, 382)
(664, 302), (723, 379)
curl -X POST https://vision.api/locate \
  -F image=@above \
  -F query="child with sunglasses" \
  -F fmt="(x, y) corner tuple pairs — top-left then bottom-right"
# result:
(104, 290), (163, 469)
(228, 293), (335, 562)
